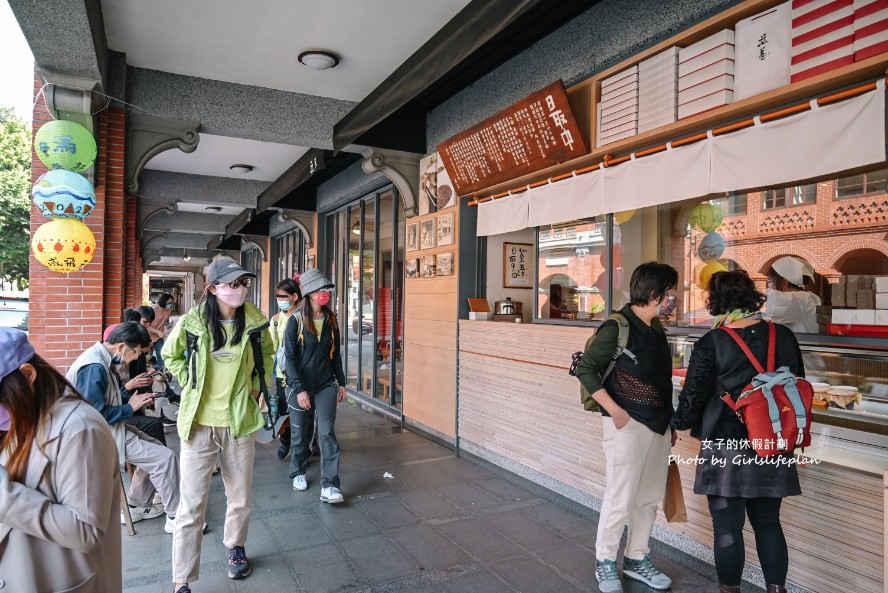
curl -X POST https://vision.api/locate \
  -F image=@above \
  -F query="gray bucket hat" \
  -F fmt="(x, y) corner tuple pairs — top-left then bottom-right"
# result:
(299, 268), (334, 296)
(206, 257), (255, 286)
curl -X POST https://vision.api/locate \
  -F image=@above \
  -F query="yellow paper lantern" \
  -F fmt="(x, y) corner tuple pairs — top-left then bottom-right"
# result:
(697, 260), (727, 290)
(614, 209), (636, 225)
(31, 219), (96, 273)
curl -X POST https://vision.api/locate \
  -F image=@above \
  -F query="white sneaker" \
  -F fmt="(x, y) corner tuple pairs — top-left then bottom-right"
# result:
(152, 493), (163, 506)
(120, 504), (164, 524)
(320, 486), (344, 504)
(292, 475), (308, 491)
(164, 516), (208, 534)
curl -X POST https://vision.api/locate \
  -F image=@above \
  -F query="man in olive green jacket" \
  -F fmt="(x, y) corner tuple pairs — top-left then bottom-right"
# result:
(161, 257), (274, 592)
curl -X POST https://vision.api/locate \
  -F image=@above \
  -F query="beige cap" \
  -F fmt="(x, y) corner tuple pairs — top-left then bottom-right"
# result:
(772, 256), (806, 288)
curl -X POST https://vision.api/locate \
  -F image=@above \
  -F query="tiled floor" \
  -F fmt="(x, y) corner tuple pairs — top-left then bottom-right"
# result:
(122, 401), (732, 593)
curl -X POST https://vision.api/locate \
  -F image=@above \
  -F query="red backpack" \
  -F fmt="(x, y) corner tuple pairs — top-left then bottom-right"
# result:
(719, 322), (813, 457)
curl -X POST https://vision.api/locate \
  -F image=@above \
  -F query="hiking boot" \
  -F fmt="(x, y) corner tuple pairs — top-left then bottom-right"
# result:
(623, 554), (672, 590)
(277, 429), (290, 460)
(767, 586), (787, 593)
(320, 486), (344, 504)
(292, 475), (308, 491)
(719, 585), (740, 593)
(164, 516), (208, 534)
(228, 546), (251, 579)
(174, 586), (190, 593)
(596, 559), (623, 592)
(120, 504), (164, 524)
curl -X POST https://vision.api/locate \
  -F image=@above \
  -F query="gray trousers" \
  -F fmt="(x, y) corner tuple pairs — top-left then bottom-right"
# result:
(287, 384), (340, 487)
(124, 427), (180, 514)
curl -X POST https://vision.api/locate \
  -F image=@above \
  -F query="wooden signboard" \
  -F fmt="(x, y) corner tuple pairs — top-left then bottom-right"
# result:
(437, 80), (587, 196)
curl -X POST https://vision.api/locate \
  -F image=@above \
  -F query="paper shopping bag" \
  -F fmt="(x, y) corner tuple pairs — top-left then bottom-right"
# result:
(663, 460), (687, 523)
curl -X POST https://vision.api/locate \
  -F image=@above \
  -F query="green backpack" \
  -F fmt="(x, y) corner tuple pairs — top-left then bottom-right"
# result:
(569, 313), (635, 413)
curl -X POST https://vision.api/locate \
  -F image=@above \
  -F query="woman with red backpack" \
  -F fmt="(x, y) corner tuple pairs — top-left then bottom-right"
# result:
(672, 271), (805, 593)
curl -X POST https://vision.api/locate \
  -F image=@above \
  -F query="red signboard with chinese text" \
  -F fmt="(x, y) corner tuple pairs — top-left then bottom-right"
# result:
(437, 80), (587, 196)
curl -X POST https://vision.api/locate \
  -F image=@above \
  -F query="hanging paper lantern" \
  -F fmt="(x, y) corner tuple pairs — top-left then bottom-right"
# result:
(689, 203), (724, 232)
(32, 170), (96, 221)
(698, 232), (726, 260)
(31, 219), (96, 273)
(614, 209), (636, 225)
(34, 120), (97, 172)
(696, 260), (727, 290)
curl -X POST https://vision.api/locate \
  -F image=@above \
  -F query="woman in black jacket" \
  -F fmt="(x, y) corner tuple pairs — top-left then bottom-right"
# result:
(672, 271), (804, 593)
(284, 269), (347, 504)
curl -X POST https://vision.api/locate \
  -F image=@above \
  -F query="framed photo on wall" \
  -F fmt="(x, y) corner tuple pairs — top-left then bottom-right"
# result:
(503, 242), (533, 289)
(420, 255), (436, 278)
(436, 252), (454, 276)
(420, 218), (436, 250)
(437, 212), (454, 246)
(406, 258), (419, 278)
(406, 222), (419, 252)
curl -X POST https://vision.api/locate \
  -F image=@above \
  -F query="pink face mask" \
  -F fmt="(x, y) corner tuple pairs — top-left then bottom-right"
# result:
(214, 284), (248, 308)
(313, 291), (331, 306)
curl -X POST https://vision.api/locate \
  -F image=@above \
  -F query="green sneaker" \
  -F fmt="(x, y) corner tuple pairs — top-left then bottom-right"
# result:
(623, 554), (672, 590)
(596, 559), (623, 592)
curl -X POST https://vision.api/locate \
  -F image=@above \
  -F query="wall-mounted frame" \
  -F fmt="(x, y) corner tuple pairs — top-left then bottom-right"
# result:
(437, 212), (454, 246)
(503, 242), (533, 288)
(406, 222), (419, 252)
(420, 218), (436, 250)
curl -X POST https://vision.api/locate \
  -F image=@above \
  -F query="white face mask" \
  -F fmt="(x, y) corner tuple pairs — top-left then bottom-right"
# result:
(277, 299), (292, 312)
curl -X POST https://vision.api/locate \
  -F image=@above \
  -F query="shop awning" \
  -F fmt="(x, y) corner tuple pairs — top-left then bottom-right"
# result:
(476, 83), (886, 236)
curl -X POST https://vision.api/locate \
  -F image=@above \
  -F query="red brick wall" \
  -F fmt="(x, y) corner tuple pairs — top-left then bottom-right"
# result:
(29, 73), (130, 370)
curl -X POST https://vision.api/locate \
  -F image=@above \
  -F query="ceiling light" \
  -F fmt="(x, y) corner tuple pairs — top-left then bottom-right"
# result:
(298, 50), (340, 71)
(206, 206), (222, 213)
(183, 253), (191, 262)
(229, 164), (254, 174)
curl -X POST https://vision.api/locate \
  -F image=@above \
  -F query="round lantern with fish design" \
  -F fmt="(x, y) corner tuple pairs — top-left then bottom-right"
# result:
(32, 170), (96, 221)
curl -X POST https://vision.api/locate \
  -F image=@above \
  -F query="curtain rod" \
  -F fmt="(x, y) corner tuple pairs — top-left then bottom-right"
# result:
(467, 75), (885, 207)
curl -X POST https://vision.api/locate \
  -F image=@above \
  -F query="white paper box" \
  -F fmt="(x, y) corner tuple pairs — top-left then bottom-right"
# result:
(877, 293), (888, 309)
(601, 66), (638, 91)
(602, 78), (639, 101)
(640, 69), (679, 90)
(874, 276), (888, 292)
(832, 308), (855, 324)
(679, 44), (736, 77)
(598, 129), (636, 145)
(679, 74), (735, 104)
(600, 112), (638, 134)
(600, 105), (638, 125)
(639, 100), (678, 119)
(468, 312), (490, 321)
(680, 29), (736, 62)
(875, 309), (888, 324)
(734, 2), (792, 101)
(599, 119), (637, 137)
(638, 112), (677, 128)
(640, 47), (679, 71)
(678, 90), (734, 118)
(679, 60), (737, 91)
(601, 87), (639, 111)
(853, 309), (876, 324)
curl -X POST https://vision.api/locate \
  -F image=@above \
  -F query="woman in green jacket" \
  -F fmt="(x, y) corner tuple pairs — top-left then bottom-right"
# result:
(162, 258), (274, 593)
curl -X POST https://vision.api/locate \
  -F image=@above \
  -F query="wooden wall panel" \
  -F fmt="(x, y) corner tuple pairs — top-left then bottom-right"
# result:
(459, 321), (885, 593)
(402, 205), (459, 438)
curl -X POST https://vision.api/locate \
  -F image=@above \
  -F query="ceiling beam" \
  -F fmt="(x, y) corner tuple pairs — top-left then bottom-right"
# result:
(147, 232), (215, 250)
(141, 211), (235, 235)
(126, 67), (355, 148)
(138, 170), (269, 208)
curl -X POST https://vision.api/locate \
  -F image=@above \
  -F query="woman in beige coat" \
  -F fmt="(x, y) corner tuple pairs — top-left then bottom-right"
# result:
(0, 328), (121, 593)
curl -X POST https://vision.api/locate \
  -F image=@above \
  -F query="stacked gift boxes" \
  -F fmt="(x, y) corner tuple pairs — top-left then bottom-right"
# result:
(854, 0), (888, 60)
(791, 0), (855, 82)
(597, 65), (638, 145)
(829, 275), (888, 327)
(638, 48), (679, 133)
(678, 30), (736, 119)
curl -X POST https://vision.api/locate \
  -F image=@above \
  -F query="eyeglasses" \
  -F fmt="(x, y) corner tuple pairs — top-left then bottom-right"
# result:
(219, 277), (253, 289)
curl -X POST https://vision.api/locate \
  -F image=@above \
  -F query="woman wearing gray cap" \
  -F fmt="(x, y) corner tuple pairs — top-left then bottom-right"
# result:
(0, 328), (121, 593)
(285, 268), (347, 504)
(764, 256), (820, 334)
(162, 257), (274, 593)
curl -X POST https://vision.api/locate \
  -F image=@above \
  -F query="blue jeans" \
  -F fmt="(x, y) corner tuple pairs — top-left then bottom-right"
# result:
(287, 384), (340, 488)
(154, 339), (165, 369)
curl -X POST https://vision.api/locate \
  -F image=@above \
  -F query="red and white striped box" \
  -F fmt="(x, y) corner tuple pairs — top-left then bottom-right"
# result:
(791, 0), (855, 82)
(854, 0), (888, 61)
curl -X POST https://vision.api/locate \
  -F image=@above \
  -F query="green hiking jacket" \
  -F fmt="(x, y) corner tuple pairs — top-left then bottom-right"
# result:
(162, 301), (274, 442)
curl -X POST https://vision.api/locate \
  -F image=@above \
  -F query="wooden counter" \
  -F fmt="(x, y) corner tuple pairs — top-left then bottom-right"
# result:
(458, 320), (885, 593)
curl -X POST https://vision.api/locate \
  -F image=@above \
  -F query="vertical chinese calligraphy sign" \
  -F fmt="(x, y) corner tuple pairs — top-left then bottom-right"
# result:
(437, 80), (587, 197)
(503, 242), (533, 289)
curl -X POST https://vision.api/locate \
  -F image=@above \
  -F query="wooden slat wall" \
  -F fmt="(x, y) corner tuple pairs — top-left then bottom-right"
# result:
(402, 205), (459, 437)
(458, 321), (885, 593)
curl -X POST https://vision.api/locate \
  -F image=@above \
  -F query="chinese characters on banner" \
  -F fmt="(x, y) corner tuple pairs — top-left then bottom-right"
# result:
(504, 242), (533, 288)
(437, 81), (587, 196)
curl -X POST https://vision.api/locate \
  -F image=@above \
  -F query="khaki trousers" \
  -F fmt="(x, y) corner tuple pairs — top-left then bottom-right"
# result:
(124, 427), (179, 513)
(596, 416), (671, 561)
(172, 424), (256, 583)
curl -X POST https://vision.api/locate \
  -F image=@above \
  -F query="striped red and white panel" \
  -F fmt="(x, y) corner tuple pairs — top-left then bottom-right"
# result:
(854, 0), (888, 61)
(791, 0), (855, 82)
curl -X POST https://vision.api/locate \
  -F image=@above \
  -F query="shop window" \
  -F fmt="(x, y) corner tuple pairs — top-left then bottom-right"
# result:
(709, 192), (747, 216)
(836, 168), (888, 198)
(241, 247), (262, 307)
(762, 184), (816, 209)
(270, 227), (305, 306)
(536, 217), (608, 321)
